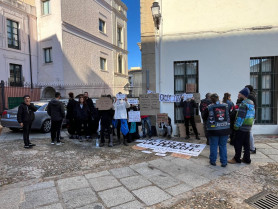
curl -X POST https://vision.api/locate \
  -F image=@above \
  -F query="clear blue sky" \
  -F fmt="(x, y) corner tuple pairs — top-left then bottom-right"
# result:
(122, 0), (141, 69)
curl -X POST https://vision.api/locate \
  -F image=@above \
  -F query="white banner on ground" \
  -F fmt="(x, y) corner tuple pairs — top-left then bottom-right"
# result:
(136, 139), (206, 157)
(116, 94), (126, 100)
(127, 98), (139, 105)
(128, 111), (141, 122)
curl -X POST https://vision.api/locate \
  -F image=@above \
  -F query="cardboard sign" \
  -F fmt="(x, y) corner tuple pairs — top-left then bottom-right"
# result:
(157, 113), (168, 124)
(186, 84), (197, 93)
(96, 97), (113, 110)
(139, 94), (160, 115)
(116, 94), (126, 100)
(128, 111), (141, 122)
(127, 98), (139, 105)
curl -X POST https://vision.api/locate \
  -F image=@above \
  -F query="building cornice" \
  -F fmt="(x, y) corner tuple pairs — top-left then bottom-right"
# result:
(114, 0), (127, 11)
(62, 22), (128, 54)
(0, 0), (36, 17)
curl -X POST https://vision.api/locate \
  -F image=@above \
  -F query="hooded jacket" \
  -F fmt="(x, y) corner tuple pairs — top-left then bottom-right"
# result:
(47, 99), (65, 121)
(17, 102), (37, 123)
(234, 99), (255, 132)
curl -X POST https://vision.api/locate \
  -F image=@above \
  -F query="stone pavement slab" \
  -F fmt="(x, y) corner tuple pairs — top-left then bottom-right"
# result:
(249, 151), (269, 159)
(89, 175), (121, 192)
(132, 186), (171, 206)
(98, 186), (135, 208)
(62, 187), (98, 209)
(130, 162), (164, 177)
(37, 203), (63, 209)
(259, 148), (278, 155)
(166, 183), (193, 196)
(57, 176), (90, 192)
(85, 170), (110, 179)
(120, 175), (152, 190)
(256, 144), (273, 149)
(24, 181), (55, 192)
(176, 172), (210, 188)
(76, 203), (106, 209)
(0, 188), (21, 209)
(267, 143), (278, 149)
(111, 200), (145, 209)
(148, 173), (180, 189)
(110, 167), (137, 179)
(20, 187), (59, 209)
(268, 155), (278, 162)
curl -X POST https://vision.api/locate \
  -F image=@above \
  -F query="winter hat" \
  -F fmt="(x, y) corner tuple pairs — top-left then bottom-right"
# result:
(239, 87), (250, 98)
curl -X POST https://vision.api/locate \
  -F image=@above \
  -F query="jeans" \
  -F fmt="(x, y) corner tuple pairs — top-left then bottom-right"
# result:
(51, 120), (63, 142)
(209, 135), (228, 165)
(141, 117), (152, 137)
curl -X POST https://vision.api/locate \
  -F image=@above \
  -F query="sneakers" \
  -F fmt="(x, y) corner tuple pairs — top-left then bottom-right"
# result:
(228, 158), (240, 164)
(29, 143), (36, 146)
(210, 162), (216, 166)
(56, 142), (62, 146)
(51, 141), (55, 145)
(250, 148), (256, 154)
(185, 135), (190, 140)
(241, 158), (251, 164)
(24, 145), (32, 149)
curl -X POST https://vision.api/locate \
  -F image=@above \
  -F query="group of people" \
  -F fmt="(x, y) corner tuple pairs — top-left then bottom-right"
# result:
(196, 85), (256, 167)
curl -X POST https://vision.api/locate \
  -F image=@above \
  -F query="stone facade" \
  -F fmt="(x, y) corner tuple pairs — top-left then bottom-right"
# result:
(128, 67), (143, 97)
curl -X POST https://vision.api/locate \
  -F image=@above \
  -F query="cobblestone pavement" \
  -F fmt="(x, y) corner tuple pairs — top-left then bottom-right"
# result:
(0, 128), (277, 209)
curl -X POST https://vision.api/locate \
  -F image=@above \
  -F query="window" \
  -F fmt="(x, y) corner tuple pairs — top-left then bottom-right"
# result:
(9, 64), (22, 87)
(174, 61), (199, 123)
(117, 27), (122, 43)
(42, 0), (50, 15)
(100, 57), (107, 71)
(44, 47), (52, 63)
(118, 55), (123, 73)
(7, 19), (20, 50)
(99, 19), (105, 33)
(250, 57), (278, 124)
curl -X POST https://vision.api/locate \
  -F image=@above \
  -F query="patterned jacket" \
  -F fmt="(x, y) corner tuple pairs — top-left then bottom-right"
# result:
(234, 99), (255, 132)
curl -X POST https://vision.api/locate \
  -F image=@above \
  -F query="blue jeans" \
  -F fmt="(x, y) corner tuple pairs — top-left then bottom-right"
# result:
(209, 135), (228, 165)
(141, 117), (152, 137)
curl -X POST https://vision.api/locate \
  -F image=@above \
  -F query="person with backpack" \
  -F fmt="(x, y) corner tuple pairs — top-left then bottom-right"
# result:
(228, 87), (255, 164)
(202, 94), (230, 167)
(17, 95), (37, 149)
(47, 92), (65, 145)
(200, 93), (212, 144)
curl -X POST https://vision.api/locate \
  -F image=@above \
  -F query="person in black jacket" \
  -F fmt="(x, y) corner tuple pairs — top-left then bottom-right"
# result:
(47, 92), (65, 145)
(180, 96), (200, 140)
(17, 95), (37, 149)
(200, 93), (212, 145)
(66, 92), (77, 139)
(84, 92), (97, 137)
(74, 95), (91, 142)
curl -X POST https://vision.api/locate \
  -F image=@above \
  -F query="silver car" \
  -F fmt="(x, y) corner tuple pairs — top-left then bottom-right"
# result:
(1, 101), (66, 133)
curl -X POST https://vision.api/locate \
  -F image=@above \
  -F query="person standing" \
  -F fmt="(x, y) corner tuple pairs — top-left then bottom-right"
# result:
(180, 96), (200, 140)
(47, 92), (65, 145)
(113, 93), (130, 146)
(17, 95), (37, 149)
(84, 92), (96, 138)
(74, 95), (91, 142)
(228, 88), (255, 164)
(203, 94), (230, 167)
(222, 92), (235, 143)
(200, 93), (212, 144)
(66, 92), (77, 139)
(245, 85), (257, 154)
(140, 115), (152, 138)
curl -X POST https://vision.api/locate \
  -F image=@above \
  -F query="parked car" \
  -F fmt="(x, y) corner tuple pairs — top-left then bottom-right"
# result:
(1, 101), (67, 133)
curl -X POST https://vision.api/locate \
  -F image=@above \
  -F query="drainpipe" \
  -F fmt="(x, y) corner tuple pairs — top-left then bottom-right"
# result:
(27, 15), (33, 89)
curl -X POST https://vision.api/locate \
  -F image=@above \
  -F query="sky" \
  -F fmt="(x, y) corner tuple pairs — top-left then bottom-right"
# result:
(122, 0), (141, 69)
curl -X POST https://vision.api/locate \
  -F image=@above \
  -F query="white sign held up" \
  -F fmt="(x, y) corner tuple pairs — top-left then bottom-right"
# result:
(116, 94), (126, 100)
(128, 111), (141, 122)
(127, 98), (139, 105)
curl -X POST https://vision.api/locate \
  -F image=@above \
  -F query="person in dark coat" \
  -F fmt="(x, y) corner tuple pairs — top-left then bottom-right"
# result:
(47, 92), (65, 145)
(84, 92), (97, 137)
(200, 93), (212, 144)
(74, 95), (91, 141)
(66, 92), (77, 139)
(180, 96), (200, 140)
(17, 95), (37, 149)
(229, 98), (243, 145)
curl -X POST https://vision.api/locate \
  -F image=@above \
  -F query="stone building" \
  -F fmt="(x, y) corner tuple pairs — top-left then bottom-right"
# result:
(140, 0), (278, 135)
(128, 67), (142, 97)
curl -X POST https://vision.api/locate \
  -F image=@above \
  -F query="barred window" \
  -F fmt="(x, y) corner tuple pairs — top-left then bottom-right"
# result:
(9, 64), (22, 87)
(174, 61), (199, 123)
(250, 57), (278, 124)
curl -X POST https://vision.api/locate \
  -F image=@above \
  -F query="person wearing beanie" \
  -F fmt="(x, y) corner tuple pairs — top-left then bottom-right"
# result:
(228, 87), (255, 164)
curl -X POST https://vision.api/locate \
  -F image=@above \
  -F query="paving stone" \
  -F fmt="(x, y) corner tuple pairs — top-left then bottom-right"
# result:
(85, 171), (110, 179)
(120, 175), (152, 190)
(98, 186), (135, 208)
(256, 144), (273, 149)
(249, 151), (269, 159)
(163, 156), (175, 161)
(0, 188), (21, 209)
(89, 175), (121, 192)
(57, 176), (90, 192)
(111, 200), (145, 209)
(166, 184), (193, 196)
(130, 163), (164, 177)
(110, 167), (137, 179)
(24, 181), (55, 192)
(252, 158), (275, 163)
(149, 173), (180, 189)
(20, 187), (59, 209)
(132, 186), (171, 206)
(62, 187), (98, 209)
(77, 203), (106, 209)
(267, 143), (278, 149)
(259, 148), (278, 155)
(268, 155), (278, 162)
(37, 203), (63, 209)
(176, 172), (210, 188)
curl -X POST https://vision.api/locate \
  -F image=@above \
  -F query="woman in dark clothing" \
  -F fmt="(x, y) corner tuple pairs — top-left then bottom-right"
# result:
(74, 95), (90, 141)
(229, 98), (243, 145)
(66, 92), (77, 139)
(222, 93), (234, 112)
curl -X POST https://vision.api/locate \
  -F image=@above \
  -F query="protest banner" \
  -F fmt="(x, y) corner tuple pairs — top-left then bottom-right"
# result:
(139, 94), (160, 115)
(182, 93), (193, 100)
(116, 94), (126, 100)
(127, 98), (139, 105)
(147, 90), (154, 94)
(157, 113), (168, 124)
(96, 97), (113, 110)
(128, 111), (141, 122)
(159, 94), (181, 103)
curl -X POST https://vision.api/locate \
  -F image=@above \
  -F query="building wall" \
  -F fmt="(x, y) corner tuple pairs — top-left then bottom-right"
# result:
(128, 68), (143, 97)
(0, 0), (37, 84)
(154, 0), (278, 135)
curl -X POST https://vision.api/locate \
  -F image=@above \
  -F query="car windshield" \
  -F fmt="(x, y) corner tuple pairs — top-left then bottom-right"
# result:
(11, 103), (45, 111)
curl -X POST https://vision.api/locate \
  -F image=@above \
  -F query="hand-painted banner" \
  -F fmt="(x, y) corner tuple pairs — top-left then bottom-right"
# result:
(159, 93), (200, 103)
(136, 139), (206, 157)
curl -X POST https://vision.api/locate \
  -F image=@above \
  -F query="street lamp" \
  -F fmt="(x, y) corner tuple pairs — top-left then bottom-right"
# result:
(151, 2), (161, 30)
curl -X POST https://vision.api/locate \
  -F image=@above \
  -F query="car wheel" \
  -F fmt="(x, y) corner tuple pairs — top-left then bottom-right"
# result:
(41, 120), (51, 133)
(9, 128), (20, 132)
